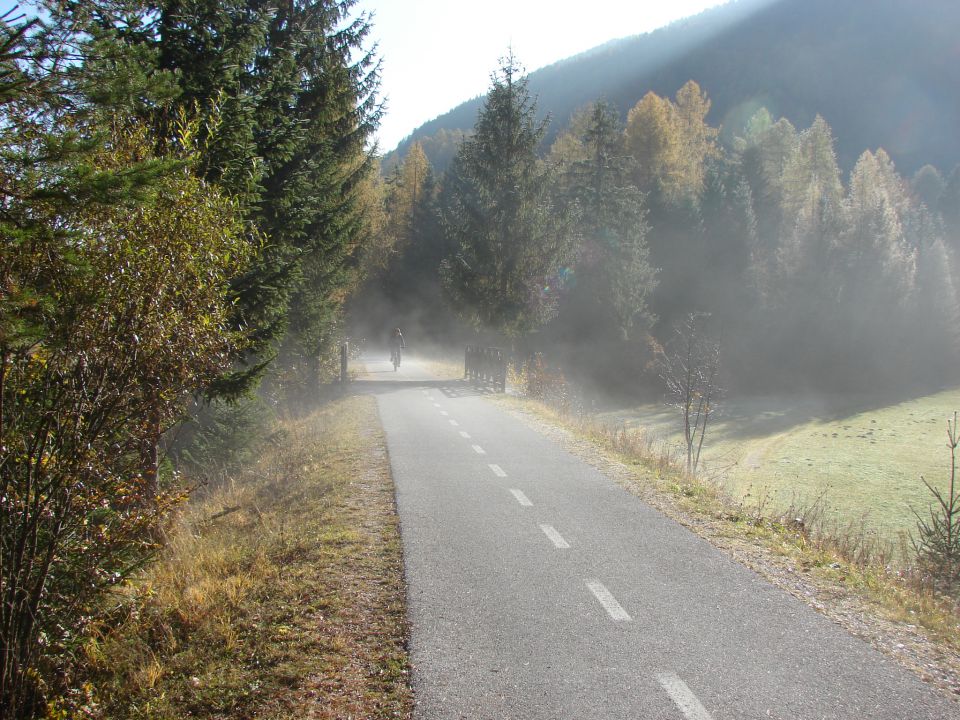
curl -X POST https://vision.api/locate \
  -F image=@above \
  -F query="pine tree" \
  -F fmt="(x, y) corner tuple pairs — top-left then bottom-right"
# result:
(939, 165), (960, 252)
(440, 52), (573, 338)
(558, 100), (657, 342)
(624, 82), (718, 205)
(912, 164), (945, 209)
(268, 0), (381, 395)
(388, 141), (431, 251)
(776, 115), (844, 284)
(148, 0), (382, 396)
(739, 113), (799, 249)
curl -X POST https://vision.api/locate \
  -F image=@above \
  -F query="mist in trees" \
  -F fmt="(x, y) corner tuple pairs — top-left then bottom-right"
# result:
(364, 65), (960, 400)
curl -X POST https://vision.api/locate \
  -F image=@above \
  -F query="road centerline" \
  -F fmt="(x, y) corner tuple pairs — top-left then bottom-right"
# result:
(488, 463), (507, 477)
(586, 580), (632, 622)
(472, 444), (486, 455)
(539, 524), (570, 549)
(510, 488), (533, 506)
(459, 430), (471, 439)
(656, 673), (714, 720)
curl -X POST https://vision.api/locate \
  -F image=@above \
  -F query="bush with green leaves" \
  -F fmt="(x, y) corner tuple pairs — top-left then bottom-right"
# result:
(0, 125), (250, 717)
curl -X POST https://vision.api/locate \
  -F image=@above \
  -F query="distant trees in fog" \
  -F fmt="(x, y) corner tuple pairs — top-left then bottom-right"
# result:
(373, 68), (960, 392)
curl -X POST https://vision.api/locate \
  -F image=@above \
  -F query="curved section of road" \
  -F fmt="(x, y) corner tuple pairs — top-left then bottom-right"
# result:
(358, 356), (956, 720)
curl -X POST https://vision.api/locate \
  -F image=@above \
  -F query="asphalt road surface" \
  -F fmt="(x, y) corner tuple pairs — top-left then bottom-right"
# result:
(359, 355), (958, 720)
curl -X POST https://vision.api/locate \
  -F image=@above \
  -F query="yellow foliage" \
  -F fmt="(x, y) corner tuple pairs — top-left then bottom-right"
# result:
(624, 81), (719, 201)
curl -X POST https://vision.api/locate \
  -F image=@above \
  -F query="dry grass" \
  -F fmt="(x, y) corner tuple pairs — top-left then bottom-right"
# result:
(81, 395), (411, 719)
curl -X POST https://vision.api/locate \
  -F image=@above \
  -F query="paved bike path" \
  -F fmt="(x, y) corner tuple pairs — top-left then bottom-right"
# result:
(360, 358), (956, 719)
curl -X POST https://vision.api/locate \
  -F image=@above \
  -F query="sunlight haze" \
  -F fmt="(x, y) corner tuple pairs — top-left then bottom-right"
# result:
(363, 0), (730, 152)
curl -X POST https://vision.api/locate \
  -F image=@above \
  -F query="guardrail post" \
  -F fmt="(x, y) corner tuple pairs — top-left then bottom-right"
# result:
(498, 349), (506, 393)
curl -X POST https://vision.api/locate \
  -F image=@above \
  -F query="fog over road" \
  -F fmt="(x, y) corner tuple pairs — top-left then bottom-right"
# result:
(358, 356), (957, 719)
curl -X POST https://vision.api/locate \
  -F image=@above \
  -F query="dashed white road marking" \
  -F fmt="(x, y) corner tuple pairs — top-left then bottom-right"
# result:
(459, 431), (471, 439)
(439, 410), (449, 416)
(472, 444), (486, 455)
(488, 464), (507, 477)
(539, 524), (570, 549)
(509, 489), (533, 506)
(656, 674), (713, 720)
(432, 402), (441, 407)
(449, 419), (459, 427)
(586, 580), (632, 622)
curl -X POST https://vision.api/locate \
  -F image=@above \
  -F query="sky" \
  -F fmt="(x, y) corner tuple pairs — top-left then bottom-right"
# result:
(360, 0), (730, 152)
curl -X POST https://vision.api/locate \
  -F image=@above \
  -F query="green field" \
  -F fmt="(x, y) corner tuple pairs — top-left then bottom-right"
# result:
(598, 387), (960, 546)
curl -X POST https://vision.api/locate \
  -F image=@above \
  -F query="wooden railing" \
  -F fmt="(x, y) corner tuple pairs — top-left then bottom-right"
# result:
(464, 345), (507, 393)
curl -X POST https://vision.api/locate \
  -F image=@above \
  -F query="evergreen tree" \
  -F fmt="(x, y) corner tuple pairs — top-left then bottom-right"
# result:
(269, 1), (381, 395)
(440, 53), (573, 338)
(624, 82), (718, 205)
(149, 0), (382, 397)
(381, 147), (449, 318)
(673, 80), (720, 200)
(833, 148), (917, 381)
(776, 115), (844, 285)
(912, 164), (945, 209)
(939, 165), (960, 252)
(739, 114), (799, 258)
(558, 100), (657, 342)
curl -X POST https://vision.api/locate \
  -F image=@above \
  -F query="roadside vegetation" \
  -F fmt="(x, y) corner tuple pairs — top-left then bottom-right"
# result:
(1, 3), (385, 715)
(79, 395), (411, 719)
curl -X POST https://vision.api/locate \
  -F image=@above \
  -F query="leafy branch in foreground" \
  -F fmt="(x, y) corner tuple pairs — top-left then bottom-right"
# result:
(0, 127), (250, 718)
(913, 412), (960, 594)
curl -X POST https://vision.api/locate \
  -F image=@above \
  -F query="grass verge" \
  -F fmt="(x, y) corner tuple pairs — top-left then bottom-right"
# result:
(80, 395), (411, 719)
(494, 394), (960, 700)
(596, 387), (960, 545)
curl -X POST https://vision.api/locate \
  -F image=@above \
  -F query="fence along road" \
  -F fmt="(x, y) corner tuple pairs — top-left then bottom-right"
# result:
(358, 354), (957, 719)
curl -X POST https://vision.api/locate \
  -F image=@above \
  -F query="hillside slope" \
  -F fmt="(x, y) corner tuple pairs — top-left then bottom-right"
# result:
(392, 0), (960, 175)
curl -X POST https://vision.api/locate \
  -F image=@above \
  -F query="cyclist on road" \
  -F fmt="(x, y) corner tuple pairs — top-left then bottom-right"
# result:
(389, 327), (405, 369)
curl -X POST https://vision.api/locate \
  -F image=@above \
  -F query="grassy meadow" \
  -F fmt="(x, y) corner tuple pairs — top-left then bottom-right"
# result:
(597, 387), (960, 549)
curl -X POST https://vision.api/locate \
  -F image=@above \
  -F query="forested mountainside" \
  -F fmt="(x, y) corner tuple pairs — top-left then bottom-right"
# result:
(389, 0), (960, 174)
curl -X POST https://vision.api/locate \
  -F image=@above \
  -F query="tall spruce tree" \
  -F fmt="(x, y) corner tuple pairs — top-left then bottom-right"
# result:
(264, 1), (381, 394)
(149, 0), (381, 397)
(440, 52), (573, 338)
(556, 100), (656, 342)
